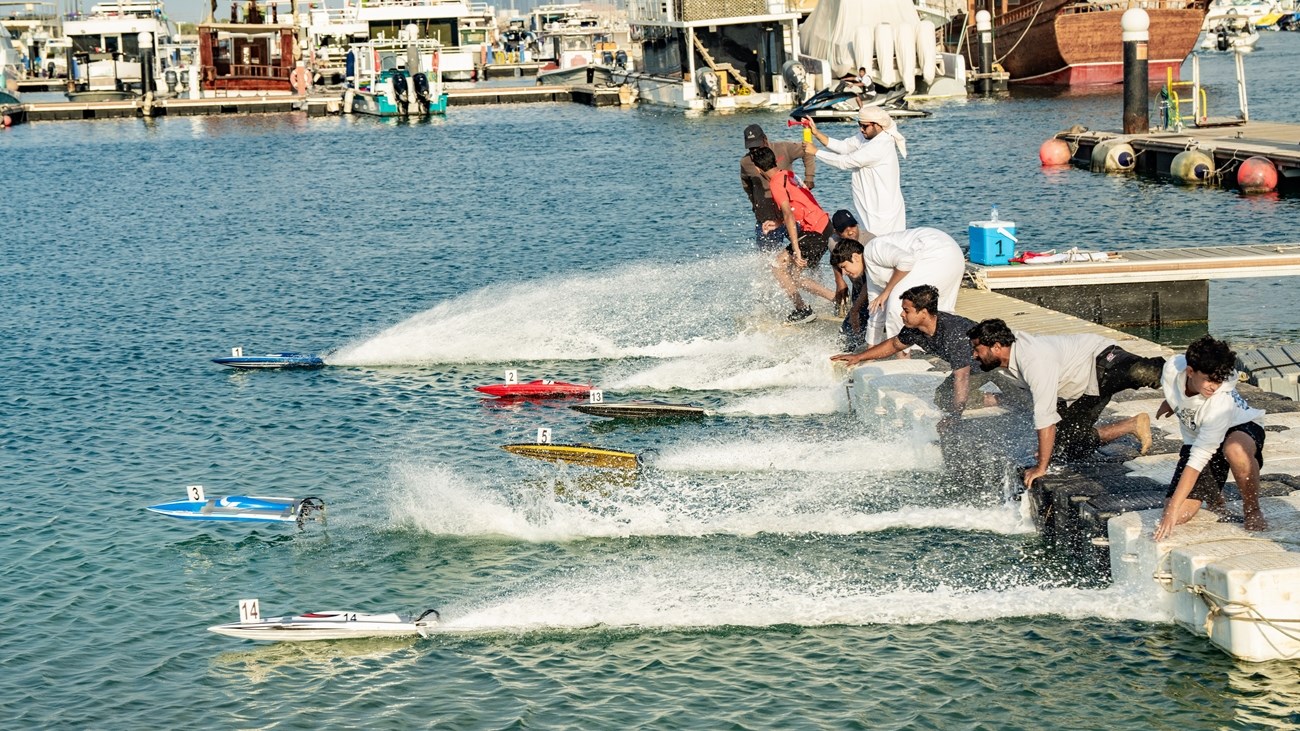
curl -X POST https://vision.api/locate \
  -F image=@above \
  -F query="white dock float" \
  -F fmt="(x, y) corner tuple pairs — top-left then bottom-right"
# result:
(1108, 498), (1300, 662)
(967, 244), (1300, 290)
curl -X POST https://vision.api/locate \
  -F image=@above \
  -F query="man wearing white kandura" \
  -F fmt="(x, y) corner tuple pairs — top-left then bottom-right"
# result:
(804, 106), (907, 236)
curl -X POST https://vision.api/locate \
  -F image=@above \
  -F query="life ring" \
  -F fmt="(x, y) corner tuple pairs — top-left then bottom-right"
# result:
(290, 65), (310, 94)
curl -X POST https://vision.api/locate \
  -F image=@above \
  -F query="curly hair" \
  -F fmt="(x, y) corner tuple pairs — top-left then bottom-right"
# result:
(1185, 335), (1236, 384)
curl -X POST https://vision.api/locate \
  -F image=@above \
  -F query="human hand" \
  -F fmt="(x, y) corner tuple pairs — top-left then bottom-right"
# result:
(1156, 401), (1173, 419)
(1022, 465), (1047, 489)
(807, 118), (818, 134)
(867, 295), (886, 314)
(793, 252), (806, 268)
(830, 353), (858, 364)
(805, 179), (815, 191)
(761, 220), (779, 234)
(834, 287), (848, 306)
(1154, 510), (1178, 541)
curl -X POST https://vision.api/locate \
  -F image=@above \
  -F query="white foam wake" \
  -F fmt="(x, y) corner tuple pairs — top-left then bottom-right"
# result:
(435, 560), (1165, 633)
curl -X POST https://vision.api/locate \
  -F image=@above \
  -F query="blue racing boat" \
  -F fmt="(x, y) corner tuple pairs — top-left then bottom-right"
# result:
(146, 495), (326, 526)
(212, 348), (325, 369)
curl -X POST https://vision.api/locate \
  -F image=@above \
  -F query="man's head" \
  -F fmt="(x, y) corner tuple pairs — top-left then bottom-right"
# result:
(743, 124), (768, 150)
(899, 285), (940, 329)
(830, 239), (864, 278)
(858, 66), (867, 77)
(858, 106), (892, 140)
(967, 318), (1016, 372)
(748, 145), (777, 173)
(832, 209), (859, 241)
(1184, 335), (1237, 397)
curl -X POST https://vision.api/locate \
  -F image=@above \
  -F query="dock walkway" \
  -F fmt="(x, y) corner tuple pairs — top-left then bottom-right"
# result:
(965, 242), (1300, 328)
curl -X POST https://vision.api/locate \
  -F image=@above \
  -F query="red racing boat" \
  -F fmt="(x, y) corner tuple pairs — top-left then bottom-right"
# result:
(474, 379), (594, 399)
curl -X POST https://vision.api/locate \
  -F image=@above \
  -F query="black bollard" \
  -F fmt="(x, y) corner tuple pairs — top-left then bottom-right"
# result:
(975, 9), (992, 95)
(1122, 8), (1149, 135)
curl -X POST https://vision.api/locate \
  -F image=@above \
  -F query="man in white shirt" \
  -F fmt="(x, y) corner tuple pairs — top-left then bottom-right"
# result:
(804, 107), (906, 236)
(1154, 335), (1267, 539)
(967, 318), (1163, 488)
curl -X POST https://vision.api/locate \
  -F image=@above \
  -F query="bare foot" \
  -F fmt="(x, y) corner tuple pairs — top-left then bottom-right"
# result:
(982, 393), (999, 408)
(1245, 513), (1269, 532)
(1134, 412), (1152, 455)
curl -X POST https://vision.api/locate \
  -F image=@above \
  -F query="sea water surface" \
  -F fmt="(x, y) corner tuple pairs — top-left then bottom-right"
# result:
(3, 37), (1300, 729)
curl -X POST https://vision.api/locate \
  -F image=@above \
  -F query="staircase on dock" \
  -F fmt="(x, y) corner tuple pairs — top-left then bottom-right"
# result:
(691, 36), (755, 95)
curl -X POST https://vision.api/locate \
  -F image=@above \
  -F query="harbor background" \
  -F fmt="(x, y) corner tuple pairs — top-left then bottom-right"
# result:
(3, 36), (1300, 728)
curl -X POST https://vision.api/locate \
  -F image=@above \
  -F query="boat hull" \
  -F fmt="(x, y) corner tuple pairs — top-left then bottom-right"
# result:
(208, 611), (431, 641)
(994, 2), (1208, 85)
(475, 380), (592, 399)
(212, 353), (324, 369)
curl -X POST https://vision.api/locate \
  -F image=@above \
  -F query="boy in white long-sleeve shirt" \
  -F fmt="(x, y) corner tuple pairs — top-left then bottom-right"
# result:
(1154, 335), (1268, 540)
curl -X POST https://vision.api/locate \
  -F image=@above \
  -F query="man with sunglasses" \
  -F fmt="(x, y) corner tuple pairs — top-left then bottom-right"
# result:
(805, 106), (907, 237)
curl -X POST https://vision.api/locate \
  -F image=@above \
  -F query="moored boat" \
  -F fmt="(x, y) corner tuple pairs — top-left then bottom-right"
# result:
(971, 0), (1209, 85)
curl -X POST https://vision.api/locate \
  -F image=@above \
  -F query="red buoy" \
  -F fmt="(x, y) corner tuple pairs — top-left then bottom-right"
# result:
(1, 115), (11, 128)
(1039, 138), (1071, 166)
(1237, 156), (1278, 193)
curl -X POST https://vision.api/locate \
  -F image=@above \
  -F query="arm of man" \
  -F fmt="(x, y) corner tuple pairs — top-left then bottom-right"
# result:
(831, 336), (906, 365)
(1024, 425), (1057, 488)
(868, 267), (910, 313)
(949, 365), (972, 416)
(1155, 463), (1203, 541)
(816, 134), (890, 170)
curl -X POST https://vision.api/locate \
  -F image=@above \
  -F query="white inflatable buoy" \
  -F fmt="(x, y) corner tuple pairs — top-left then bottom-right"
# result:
(854, 24), (875, 78)
(1090, 139), (1136, 173)
(917, 20), (937, 85)
(876, 23), (897, 87)
(895, 23), (916, 93)
(1170, 149), (1215, 184)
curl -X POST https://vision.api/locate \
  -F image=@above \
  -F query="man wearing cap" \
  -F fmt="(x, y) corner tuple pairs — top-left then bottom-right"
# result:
(806, 108), (906, 236)
(740, 123), (816, 252)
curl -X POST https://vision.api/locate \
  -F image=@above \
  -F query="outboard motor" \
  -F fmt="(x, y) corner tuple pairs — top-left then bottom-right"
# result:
(697, 68), (719, 101)
(614, 50), (627, 69)
(413, 72), (431, 114)
(1216, 26), (1230, 52)
(164, 68), (178, 93)
(781, 60), (808, 101)
(391, 71), (410, 115)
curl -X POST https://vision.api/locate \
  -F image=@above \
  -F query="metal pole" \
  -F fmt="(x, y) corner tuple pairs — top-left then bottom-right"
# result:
(975, 10), (991, 95)
(1121, 8), (1149, 135)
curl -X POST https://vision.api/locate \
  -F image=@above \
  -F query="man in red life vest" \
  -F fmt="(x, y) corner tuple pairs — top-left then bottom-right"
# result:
(749, 145), (842, 323)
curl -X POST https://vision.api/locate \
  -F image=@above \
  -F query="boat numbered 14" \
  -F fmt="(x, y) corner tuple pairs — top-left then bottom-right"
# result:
(208, 599), (440, 641)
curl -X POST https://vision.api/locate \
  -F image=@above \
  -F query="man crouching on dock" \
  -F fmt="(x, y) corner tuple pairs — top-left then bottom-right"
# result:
(967, 319), (1162, 489)
(1154, 335), (1268, 540)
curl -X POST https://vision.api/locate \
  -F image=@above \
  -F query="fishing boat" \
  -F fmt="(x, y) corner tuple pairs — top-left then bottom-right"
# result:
(209, 602), (440, 641)
(304, 0), (491, 82)
(344, 36), (448, 117)
(63, 0), (180, 96)
(966, 0), (1210, 85)
(615, 0), (801, 110)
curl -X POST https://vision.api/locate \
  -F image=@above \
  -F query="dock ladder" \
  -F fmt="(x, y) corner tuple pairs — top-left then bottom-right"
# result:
(1162, 65), (1206, 131)
(691, 35), (755, 96)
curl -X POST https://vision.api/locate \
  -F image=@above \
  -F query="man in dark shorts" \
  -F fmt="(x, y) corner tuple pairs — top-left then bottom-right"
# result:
(749, 145), (840, 323)
(1154, 335), (1268, 539)
(831, 284), (1004, 428)
(967, 318), (1162, 488)
(739, 124), (815, 251)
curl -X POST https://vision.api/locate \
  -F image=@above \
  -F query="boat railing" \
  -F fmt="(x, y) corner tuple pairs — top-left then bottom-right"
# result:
(206, 63), (291, 81)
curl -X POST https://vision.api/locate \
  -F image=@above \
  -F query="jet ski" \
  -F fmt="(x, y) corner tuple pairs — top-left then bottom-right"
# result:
(791, 84), (929, 122)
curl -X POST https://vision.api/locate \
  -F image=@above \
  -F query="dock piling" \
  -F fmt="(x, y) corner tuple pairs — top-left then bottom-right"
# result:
(1122, 9), (1149, 135)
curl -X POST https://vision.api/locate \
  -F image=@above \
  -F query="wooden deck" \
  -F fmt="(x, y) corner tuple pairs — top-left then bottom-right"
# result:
(967, 243), (1300, 290)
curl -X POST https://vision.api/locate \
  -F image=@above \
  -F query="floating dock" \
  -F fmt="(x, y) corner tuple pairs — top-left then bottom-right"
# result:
(844, 286), (1300, 662)
(1058, 120), (1300, 189)
(17, 83), (628, 122)
(966, 242), (1300, 327)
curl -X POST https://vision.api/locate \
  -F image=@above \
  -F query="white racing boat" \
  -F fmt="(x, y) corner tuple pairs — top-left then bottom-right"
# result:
(209, 600), (440, 641)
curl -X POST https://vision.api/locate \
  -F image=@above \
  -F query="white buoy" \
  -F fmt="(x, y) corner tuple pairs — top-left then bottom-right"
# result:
(1170, 149), (1215, 184)
(1090, 139), (1136, 173)
(895, 23), (916, 93)
(875, 23), (897, 87)
(854, 24), (875, 79)
(917, 21), (937, 85)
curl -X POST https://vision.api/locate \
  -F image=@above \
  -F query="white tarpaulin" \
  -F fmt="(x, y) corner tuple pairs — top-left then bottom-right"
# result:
(800, 0), (922, 77)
